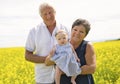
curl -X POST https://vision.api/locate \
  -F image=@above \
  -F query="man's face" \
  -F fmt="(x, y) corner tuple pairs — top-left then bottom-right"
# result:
(41, 7), (56, 26)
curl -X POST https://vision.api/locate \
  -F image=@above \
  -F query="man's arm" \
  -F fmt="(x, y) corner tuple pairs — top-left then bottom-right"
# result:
(25, 50), (46, 63)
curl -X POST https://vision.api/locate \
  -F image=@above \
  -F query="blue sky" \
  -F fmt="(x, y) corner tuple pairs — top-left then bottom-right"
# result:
(0, 0), (120, 47)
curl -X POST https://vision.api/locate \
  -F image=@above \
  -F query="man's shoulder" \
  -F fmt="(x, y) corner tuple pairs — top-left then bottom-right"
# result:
(36, 22), (45, 28)
(30, 22), (45, 31)
(57, 23), (67, 29)
(28, 22), (43, 32)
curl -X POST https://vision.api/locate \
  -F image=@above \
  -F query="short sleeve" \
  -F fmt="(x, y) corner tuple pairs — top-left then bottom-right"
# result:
(25, 28), (36, 52)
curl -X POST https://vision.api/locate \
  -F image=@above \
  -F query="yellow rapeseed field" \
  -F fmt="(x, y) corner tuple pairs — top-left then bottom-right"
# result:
(0, 40), (120, 84)
(93, 40), (120, 84)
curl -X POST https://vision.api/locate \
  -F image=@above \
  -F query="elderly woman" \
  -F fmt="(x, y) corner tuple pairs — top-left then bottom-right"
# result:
(45, 18), (96, 84)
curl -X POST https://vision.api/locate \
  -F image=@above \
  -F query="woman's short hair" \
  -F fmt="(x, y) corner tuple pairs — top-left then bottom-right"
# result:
(72, 18), (91, 36)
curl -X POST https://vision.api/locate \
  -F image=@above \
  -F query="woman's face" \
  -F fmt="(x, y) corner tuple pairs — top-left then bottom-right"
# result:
(71, 25), (86, 42)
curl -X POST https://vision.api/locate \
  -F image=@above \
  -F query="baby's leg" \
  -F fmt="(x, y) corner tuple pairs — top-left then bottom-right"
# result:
(71, 76), (76, 84)
(55, 66), (62, 84)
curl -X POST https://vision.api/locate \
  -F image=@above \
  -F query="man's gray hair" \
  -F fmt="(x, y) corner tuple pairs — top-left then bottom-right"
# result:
(39, 2), (56, 16)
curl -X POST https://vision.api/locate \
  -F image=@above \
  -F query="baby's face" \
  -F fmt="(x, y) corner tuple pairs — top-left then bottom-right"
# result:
(56, 33), (68, 45)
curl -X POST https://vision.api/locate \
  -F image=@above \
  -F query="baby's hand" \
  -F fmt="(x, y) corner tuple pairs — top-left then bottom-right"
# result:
(77, 58), (80, 63)
(76, 58), (81, 66)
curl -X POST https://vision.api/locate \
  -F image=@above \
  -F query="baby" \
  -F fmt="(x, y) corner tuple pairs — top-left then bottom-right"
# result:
(50, 29), (81, 84)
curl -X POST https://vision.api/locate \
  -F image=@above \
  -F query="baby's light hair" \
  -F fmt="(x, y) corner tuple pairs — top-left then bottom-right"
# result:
(55, 29), (68, 37)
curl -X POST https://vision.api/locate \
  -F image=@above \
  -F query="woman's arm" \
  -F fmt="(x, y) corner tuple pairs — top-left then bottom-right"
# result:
(25, 50), (46, 63)
(81, 42), (96, 74)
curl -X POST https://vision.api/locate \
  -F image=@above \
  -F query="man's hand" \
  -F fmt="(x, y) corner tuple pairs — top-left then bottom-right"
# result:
(45, 55), (55, 66)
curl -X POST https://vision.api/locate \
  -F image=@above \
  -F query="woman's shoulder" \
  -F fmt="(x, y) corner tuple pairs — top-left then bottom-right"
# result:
(82, 40), (94, 46)
(84, 41), (95, 51)
(78, 40), (91, 49)
(84, 40), (93, 47)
